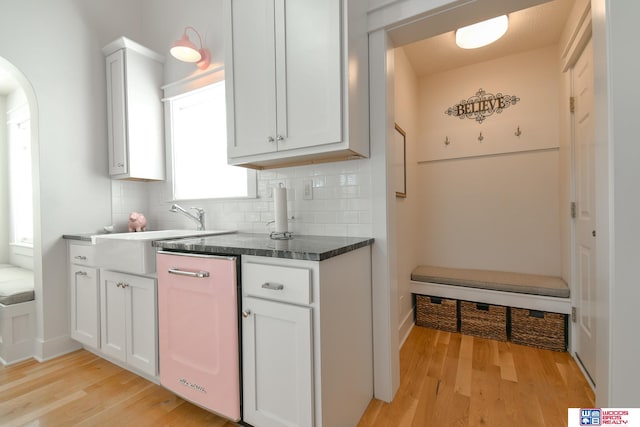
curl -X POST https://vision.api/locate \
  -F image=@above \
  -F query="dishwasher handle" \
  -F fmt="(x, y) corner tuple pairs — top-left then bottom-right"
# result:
(168, 268), (210, 278)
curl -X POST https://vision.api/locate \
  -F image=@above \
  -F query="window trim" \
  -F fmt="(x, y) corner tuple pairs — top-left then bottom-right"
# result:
(162, 67), (256, 201)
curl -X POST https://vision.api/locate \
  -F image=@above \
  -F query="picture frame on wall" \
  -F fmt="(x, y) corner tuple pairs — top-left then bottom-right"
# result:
(394, 123), (407, 198)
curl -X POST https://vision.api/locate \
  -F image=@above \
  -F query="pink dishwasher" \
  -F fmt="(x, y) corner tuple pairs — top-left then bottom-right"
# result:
(157, 251), (240, 421)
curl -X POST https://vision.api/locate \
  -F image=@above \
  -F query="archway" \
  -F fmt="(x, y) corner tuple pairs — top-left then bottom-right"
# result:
(0, 56), (42, 362)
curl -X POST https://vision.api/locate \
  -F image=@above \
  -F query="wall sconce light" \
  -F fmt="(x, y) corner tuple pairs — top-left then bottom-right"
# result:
(455, 15), (509, 49)
(170, 26), (211, 70)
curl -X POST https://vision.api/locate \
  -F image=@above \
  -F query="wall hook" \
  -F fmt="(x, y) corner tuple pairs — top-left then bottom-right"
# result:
(478, 132), (484, 142)
(515, 126), (522, 137)
(444, 136), (451, 145)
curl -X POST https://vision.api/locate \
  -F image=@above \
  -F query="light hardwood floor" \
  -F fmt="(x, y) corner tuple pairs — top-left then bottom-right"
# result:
(0, 326), (593, 426)
(358, 326), (595, 427)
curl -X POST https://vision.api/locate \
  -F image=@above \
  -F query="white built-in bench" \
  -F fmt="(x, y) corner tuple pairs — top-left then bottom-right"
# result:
(0, 264), (35, 365)
(410, 265), (571, 315)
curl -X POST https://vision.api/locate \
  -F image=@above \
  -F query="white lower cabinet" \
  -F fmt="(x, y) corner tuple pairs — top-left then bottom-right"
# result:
(241, 247), (373, 427)
(69, 242), (100, 348)
(242, 296), (314, 427)
(100, 270), (157, 377)
(70, 264), (100, 348)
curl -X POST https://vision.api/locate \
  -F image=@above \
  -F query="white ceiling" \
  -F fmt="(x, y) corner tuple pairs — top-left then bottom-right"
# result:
(0, 0), (573, 95)
(401, 0), (575, 77)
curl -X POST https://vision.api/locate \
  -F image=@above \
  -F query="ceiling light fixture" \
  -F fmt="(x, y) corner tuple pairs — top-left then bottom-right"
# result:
(170, 26), (211, 70)
(455, 15), (509, 49)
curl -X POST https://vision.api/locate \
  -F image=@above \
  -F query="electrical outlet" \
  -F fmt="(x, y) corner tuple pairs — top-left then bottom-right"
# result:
(303, 180), (313, 200)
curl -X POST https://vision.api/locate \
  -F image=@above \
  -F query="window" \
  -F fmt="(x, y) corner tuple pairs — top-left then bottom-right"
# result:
(7, 105), (33, 245)
(164, 71), (256, 200)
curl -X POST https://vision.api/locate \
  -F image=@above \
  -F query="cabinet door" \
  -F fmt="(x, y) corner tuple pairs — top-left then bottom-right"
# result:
(125, 274), (157, 376)
(100, 270), (127, 362)
(227, 0), (278, 158)
(277, 0), (342, 151)
(226, 0), (342, 158)
(105, 49), (128, 176)
(70, 265), (100, 348)
(122, 49), (165, 181)
(242, 296), (314, 427)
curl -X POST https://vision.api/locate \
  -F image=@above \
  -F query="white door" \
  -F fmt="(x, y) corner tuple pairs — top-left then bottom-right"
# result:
(70, 265), (100, 348)
(278, 0), (342, 151)
(242, 296), (314, 427)
(100, 270), (127, 362)
(573, 38), (596, 384)
(105, 49), (128, 175)
(125, 274), (157, 377)
(226, 0), (278, 158)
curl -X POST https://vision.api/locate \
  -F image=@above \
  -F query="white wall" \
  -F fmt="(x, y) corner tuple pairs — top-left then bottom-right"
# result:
(393, 47), (419, 343)
(106, 0), (374, 239)
(0, 95), (8, 263)
(414, 46), (562, 275)
(0, 0), (114, 360)
(0, 0), (373, 362)
(139, 0), (224, 85)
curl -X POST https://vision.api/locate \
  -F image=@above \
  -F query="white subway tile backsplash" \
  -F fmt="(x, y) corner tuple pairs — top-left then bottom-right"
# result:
(116, 158), (373, 238)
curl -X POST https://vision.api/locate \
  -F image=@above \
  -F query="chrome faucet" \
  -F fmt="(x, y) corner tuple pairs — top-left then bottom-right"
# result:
(169, 204), (206, 230)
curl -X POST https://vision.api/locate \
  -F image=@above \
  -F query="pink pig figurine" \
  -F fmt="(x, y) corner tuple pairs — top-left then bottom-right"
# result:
(128, 212), (147, 232)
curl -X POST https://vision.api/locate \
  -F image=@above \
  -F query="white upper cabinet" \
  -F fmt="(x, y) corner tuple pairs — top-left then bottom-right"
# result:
(224, 0), (369, 169)
(103, 37), (165, 180)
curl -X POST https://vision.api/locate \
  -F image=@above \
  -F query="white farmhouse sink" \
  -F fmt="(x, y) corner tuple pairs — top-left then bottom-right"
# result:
(92, 229), (233, 274)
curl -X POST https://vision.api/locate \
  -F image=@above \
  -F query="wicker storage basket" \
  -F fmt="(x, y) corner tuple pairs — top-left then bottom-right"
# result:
(511, 308), (567, 351)
(415, 295), (458, 332)
(460, 301), (508, 341)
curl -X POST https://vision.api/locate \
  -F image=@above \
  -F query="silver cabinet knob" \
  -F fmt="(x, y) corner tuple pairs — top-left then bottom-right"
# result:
(242, 310), (251, 318)
(267, 136), (275, 143)
(276, 135), (284, 141)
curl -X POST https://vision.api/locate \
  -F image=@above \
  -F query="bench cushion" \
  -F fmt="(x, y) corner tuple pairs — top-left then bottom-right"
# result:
(0, 266), (35, 305)
(411, 265), (569, 298)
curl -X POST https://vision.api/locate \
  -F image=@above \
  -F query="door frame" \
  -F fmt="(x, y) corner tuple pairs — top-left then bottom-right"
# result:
(567, 32), (597, 390)
(559, 3), (596, 388)
(367, 0), (599, 402)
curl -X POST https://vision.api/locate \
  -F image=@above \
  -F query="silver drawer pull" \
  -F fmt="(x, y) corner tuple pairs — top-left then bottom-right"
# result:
(168, 268), (210, 278)
(74, 255), (87, 260)
(75, 271), (88, 276)
(261, 282), (284, 291)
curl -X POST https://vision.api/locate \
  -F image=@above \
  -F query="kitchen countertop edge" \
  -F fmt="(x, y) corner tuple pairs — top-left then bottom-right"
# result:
(152, 233), (374, 261)
(62, 233), (96, 242)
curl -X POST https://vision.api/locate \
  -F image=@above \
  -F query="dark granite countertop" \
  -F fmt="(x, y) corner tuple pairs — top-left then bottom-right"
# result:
(152, 232), (374, 261)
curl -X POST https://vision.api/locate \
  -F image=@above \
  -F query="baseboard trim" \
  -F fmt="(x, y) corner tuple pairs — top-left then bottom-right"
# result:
(399, 308), (414, 349)
(34, 335), (82, 362)
(574, 351), (596, 392)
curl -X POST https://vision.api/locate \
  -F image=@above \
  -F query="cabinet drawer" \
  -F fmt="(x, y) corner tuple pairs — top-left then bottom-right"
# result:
(243, 262), (311, 305)
(70, 244), (96, 266)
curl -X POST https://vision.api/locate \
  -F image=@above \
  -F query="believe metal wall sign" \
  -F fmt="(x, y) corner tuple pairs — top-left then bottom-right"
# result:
(445, 88), (520, 124)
